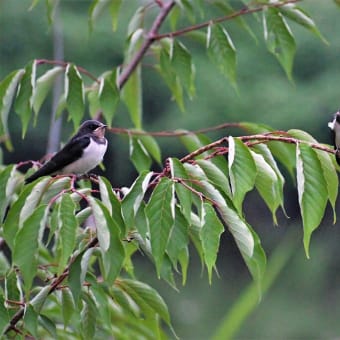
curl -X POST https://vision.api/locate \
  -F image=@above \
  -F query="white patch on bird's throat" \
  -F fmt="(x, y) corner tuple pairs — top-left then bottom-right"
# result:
(61, 138), (107, 174)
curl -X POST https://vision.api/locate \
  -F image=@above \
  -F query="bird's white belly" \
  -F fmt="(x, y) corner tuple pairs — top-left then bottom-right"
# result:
(61, 138), (107, 174)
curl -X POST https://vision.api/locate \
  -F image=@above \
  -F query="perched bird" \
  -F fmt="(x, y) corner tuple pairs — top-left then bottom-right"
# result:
(328, 111), (340, 165)
(25, 120), (108, 183)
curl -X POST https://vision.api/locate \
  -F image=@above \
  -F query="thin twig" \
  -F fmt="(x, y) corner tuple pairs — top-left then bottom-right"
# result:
(153, 0), (301, 41)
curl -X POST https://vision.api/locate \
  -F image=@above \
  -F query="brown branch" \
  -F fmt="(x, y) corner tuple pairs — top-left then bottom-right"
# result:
(118, 0), (176, 89)
(4, 237), (99, 334)
(153, 0), (301, 41)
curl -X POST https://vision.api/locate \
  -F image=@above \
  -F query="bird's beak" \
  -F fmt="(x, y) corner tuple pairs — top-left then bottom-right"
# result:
(94, 124), (107, 138)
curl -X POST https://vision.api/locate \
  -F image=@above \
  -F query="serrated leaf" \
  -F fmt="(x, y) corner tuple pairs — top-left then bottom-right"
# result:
(30, 285), (50, 313)
(134, 132), (162, 164)
(296, 143), (328, 258)
(240, 122), (296, 178)
(196, 159), (231, 197)
(169, 158), (192, 222)
(167, 206), (189, 268)
(120, 278), (172, 326)
(288, 129), (338, 223)
(145, 177), (175, 277)
(0, 165), (16, 221)
(99, 70), (119, 125)
(178, 247), (189, 285)
(201, 203), (224, 284)
(68, 252), (82, 303)
(98, 176), (125, 235)
(171, 40), (195, 98)
(129, 136), (152, 173)
(0, 69), (25, 150)
(13, 205), (47, 294)
(158, 45), (185, 112)
(81, 293), (97, 339)
(61, 288), (75, 328)
(87, 86), (101, 117)
(88, 196), (110, 252)
(279, 4), (327, 44)
(207, 23), (237, 89)
(33, 66), (63, 115)
(263, 8), (296, 80)
(121, 171), (154, 229)
(251, 150), (282, 224)
(228, 137), (257, 212)
(24, 304), (38, 338)
(14, 61), (36, 138)
(65, 63), (85, 128)
(57, 194), (78, 274)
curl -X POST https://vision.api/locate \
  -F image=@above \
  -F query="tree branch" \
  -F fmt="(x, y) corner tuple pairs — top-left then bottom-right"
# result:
(153, 0), (301, 41)
(117, 0), (176, 89)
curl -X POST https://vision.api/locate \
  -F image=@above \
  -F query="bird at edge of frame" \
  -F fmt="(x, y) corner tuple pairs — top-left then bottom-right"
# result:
(328, 110), (340, 166)
(25, 120), (108, 184)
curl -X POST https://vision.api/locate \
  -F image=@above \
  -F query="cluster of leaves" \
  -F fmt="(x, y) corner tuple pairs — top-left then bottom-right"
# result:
(0, 0), (338, 338)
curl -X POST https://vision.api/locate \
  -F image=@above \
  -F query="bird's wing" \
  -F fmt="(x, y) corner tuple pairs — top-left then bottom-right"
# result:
(25, 135), (91, 183)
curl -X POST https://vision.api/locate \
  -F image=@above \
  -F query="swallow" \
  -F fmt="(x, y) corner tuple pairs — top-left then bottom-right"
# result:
(25, 120), (108, 183)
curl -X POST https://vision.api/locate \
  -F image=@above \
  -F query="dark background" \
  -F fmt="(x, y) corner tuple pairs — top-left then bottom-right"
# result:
(1, 1), (340, 338)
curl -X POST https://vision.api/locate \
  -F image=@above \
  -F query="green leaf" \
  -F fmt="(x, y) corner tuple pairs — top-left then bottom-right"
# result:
(110, 0), (123, 31)
(228, 137), (257, 213)
(201, 203), (224, 284)
(263, 8), (296, 80)
(65, 63), (85, 128)
(288, 129), (338, 223)
(129, 135), (152, 173)
(122, 29), (143, 128)
(0, 294), (10, 336)
(0, 69), (25, 150)
(81, 293), (97, 339)
(89, 0), (122, 32)
(296, 143), (328, 257)
(167, 206), (189, 268)
(38, 314), (57, 338)
(207, 23), (237, 89)
(158, 44), (185, 112)
(13, 205), (47, 294)
(169, 158), (192, 222)
(145, 177), (175, 277)
(0, 165), (16, 222)
(121, 171), (154, 229)
(120, 278), (172, 326)
(134, 132), (162, 164)
(57, 194), (78, 274)
(279, 4), (327, 44)
(251, 150), (283, 224)
(14, 61), (36, 138)
(99, 70), (119, 125)
(61, 288), (75, 328)
(68, 253), (82, 303)
(87, 86), (101, 117)
(98, 176), (126, 235)
(30, 285), (50, 313)
(196, 159), (231, 197)
(240, 122), (296, 179)
(171, 40), (195, 98)
(24, 304), (38, 338)
(33, 66), (63, 115)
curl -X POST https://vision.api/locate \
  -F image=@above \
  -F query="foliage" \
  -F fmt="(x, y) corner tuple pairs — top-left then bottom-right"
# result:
(0, 0), (338, 338)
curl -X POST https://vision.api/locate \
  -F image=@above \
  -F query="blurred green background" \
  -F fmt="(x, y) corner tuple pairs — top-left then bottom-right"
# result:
(1, 0), (340, 339)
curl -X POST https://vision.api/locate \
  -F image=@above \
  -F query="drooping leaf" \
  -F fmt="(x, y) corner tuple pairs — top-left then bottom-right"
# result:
(121, 171), (154, 229)
(145, 177), (175, 277)
(38, 314), (57, 338)
(99, 69), (119, 125)
(23, 304), (38, 338)
(57, 193), (78, 274)
(169, 157), (192, 222)
(207, 23), (237, 89)
(0, 165), (16, 222)
(65, 63), (85, 128)
(263, 7), (296, 80)
(171, 40), (195, 98)
(81, 293), (98, 339)
(0, 69), (25, 150)
(129, 135), (152, 173)
(89, 0), (122, 32)
(133, 132), (162, 164)
(228, 136), (257, 213)
(288, 129), (338, 223)
(296, 143), (328, 257)
(13, 205), (48, 294)
(14, 60), (36, 138)
(201, 203), (224, 284)
(33, 66), (63, 115)
(0, 294), (9, 336)
(61, 288), (75, 328)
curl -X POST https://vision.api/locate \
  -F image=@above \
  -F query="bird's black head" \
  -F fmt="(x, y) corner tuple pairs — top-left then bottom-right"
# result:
(78, 120), (107, 138)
